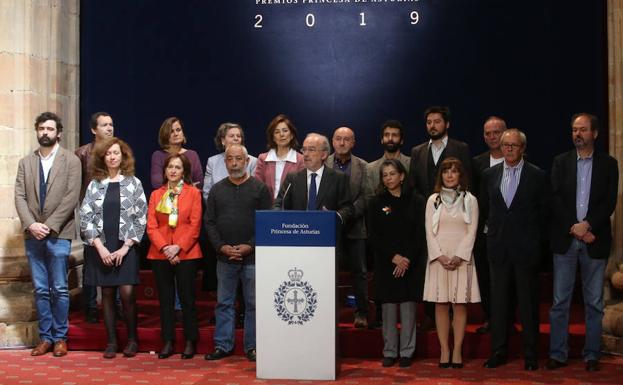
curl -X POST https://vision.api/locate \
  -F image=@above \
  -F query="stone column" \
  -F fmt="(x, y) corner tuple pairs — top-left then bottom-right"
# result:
(0, 0), (79, 348)
(603, 0), (623, 355)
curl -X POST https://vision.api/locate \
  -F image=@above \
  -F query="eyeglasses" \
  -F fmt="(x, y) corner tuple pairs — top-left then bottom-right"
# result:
(301, 147), (326, 153)
(501, 143), (522, 149)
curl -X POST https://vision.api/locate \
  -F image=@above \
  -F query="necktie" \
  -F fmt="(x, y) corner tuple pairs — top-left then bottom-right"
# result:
(504, 167), (518, 208)
(307, 172), (317, 210)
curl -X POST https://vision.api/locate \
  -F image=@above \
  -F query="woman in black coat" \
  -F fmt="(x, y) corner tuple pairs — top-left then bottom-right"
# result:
(368, 159), (424, 368)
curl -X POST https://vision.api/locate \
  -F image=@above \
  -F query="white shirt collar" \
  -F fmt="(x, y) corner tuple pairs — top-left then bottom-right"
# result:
(307, 165), (324, 179)
(428, 135), (448, 150)
(265, 148), (298, 163)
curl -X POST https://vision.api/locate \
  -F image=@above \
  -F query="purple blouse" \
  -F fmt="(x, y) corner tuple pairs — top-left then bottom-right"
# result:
(150, 149), (204, 189)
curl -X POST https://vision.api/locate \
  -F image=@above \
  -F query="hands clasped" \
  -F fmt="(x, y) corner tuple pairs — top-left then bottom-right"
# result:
(98, 244), (130, 267)
(221, 244), (252, 262)
(437, 255), (462, 271)
(391, 254), (410, 278)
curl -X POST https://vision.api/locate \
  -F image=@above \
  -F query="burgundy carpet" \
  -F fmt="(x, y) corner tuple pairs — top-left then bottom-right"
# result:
(68, 270), (587, 358)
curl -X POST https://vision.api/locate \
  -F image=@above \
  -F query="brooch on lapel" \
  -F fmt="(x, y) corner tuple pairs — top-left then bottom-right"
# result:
(382, 206), (392, 215)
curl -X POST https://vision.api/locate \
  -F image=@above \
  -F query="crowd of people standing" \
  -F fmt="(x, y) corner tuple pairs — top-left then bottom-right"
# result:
(14, 107), (618, 374)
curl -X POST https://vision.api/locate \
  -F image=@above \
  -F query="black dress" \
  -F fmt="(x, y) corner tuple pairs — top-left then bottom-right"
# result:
(84, 182), (140, 286)
(368, 190), (424, 303)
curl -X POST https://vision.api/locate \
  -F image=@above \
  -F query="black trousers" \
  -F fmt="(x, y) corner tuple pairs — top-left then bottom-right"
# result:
(152, 259), (200, 343)
(339, 238), (369, 317)
(489, 259), (540, 360)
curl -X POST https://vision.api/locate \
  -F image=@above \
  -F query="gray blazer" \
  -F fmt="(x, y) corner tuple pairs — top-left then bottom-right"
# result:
(326, 154), (369, 239)
(14, 146), (82, 240)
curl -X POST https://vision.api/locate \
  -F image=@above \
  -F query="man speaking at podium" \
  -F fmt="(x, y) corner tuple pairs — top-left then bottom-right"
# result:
(273, 133), (353, 226)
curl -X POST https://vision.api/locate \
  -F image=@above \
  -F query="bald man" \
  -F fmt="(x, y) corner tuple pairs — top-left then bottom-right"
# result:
(326, 126), (370, 328)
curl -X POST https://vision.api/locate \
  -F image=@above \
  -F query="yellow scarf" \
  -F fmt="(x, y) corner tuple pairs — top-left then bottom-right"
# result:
(155, 181), (183, 227)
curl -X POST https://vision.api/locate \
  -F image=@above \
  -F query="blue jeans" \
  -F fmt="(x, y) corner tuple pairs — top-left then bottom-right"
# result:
(25, 238), (71, 343)
(214, 261), (255, 353)
(549, 239), (606, 361)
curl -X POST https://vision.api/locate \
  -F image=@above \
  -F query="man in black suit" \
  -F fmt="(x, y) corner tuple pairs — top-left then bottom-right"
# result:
(480, 129), (547, 371)
(472, 116), (507, 334)
(408, 106), (471, 329)
(274, 133), (354, 226)
(327, 126), (369, 328)
(545, 114), (618, 372)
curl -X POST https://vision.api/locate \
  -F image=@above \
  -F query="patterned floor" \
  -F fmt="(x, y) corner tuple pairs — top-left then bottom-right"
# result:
(1, 350), (622, 385)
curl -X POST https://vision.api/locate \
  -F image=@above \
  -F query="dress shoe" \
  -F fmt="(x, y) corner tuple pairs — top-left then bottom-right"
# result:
(158, 341), (174, 359)
(382, 357), (396, 367)
(181, 341), (196, 359)
(353, 315), (368, 329)
(451, 362), (464, 369)
(31, 341), (53, 356)
(85, 308), (99, 324)
(585, 359), (600, 372)
(103, 343), (117, 359)
(122, 339), (138, 357)
(483, 353), (507, 368)
(398, 357), (412, 368)
(53, 340), (68, 357)
(246, 349), (257, 362)
(544, 358), (567, 370)
(524, 360), (538, 371)
(204, 348), (232, 361)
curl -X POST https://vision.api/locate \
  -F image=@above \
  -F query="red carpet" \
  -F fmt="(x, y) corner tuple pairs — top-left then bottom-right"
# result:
(1, 350), (622, 385)
(68, 270), (588, 358)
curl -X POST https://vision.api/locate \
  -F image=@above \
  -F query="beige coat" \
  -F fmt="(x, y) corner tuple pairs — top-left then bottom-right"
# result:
(14, 146), (82, 240)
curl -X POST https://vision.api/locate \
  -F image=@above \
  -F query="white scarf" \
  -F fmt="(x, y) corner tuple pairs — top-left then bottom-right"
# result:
(431, 187), (473, 235)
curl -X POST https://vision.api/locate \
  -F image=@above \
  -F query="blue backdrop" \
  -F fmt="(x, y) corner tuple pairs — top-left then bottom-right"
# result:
(80, 0), (607, 194)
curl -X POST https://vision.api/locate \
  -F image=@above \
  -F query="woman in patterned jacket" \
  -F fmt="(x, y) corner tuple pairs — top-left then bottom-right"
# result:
(80, 137), (147, 359)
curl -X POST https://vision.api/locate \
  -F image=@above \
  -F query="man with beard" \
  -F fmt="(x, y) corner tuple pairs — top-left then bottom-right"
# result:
(408, 106), (471, 331)
(545, 114), (618, 372)
(14, 112), (82, 357)
(326, 126), (369, 328)
(205, 144), (272, 362)
(75, 111), (114, 323)
(365, 120), (411, 198)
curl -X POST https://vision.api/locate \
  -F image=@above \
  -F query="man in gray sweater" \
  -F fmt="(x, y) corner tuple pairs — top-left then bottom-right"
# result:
(204, 144), (272, 362)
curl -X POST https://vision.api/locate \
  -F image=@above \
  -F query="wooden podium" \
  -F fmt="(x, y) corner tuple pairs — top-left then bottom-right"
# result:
(255, 210), (338, 380)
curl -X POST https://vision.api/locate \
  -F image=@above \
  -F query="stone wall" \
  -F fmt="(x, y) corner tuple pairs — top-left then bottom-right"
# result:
(0, 0), (79, 348)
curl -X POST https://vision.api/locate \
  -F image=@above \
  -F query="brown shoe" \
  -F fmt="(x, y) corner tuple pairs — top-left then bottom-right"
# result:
(53, 340), (68, 357)
(353, 315), (368, 329)
(31, 341), (53, 356)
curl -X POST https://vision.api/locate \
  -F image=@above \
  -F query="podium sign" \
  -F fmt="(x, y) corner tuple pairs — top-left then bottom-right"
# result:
(255, 210), (337, 380)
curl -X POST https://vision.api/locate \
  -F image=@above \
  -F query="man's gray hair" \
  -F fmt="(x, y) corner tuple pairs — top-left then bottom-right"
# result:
(502, 128), (527, 147)
(305, 133), (331, 152)
(225, 143), (248, 158)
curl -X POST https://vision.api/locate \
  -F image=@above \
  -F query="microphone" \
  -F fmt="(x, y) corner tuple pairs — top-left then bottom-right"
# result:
(281, 182), (292, 211)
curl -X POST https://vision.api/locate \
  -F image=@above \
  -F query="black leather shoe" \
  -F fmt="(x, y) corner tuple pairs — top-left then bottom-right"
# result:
(483, 353), (507, 368)
(398, 357), (412, 368)
(158, 341), (174, 359)
(382, 357), (396, 367)
(524, 360), (538, 371)
(585, 359), (599, 372)
(205, 348), (232, 361)
(181, 341), (196, 360)
(544, 358), (567, 370)
(246, 349), (256, 362)
(451, 362), (463, 369)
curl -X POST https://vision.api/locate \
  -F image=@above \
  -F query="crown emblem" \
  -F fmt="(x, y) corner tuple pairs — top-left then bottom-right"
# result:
(288, 268), (304, 282)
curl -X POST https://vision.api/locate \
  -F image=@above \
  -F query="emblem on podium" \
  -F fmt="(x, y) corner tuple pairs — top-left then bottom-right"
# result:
(274, 268), (318, 325)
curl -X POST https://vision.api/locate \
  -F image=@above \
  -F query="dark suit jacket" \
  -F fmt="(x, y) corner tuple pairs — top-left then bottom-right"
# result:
(550, 150), (618, 259)
(480, 161), (547, 267)
(408, 137), (471, 197)
(273, 167), (354, 225)
(326, 154), (368, 239)
(471, 151), (493, 198)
